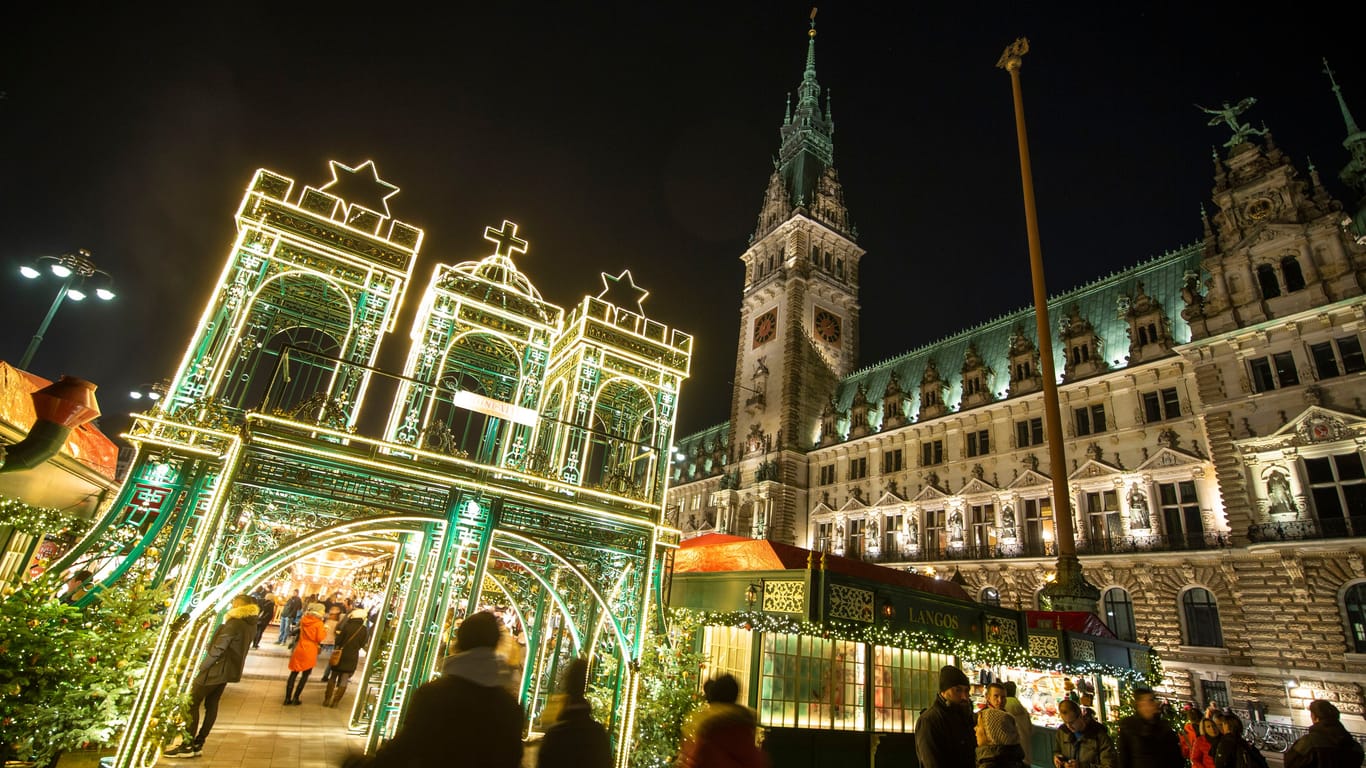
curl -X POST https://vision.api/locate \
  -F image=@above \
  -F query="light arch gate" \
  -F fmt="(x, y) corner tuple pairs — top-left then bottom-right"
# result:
(44, 163), (690, 768)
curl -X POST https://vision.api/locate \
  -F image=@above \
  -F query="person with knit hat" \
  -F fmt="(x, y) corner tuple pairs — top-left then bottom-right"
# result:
(977, 704), (1027, 767)
(323, 607), (371, 708)
(916, 664), (976, 768)
(284, 602), (326, 705)
(357, 610), (523, 768)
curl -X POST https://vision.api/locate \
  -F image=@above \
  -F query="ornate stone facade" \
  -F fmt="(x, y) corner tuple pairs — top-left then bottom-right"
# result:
(667, 27), (1366, 728)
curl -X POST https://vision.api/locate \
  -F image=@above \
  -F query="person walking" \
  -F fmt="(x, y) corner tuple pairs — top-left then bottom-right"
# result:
(163, 594), (259, 758)
(676, 673), (768, 768)
(252, 590), (276, 650)
(276, 591), (302, 644)
(1052, 698), (1116, 768)
(1003, 681), (1034, 759)
(284, 602), (326, 705)
(537, 658), (611, 768)
(916, 665), (976, 768)
(1117, 688), (1182, 768)
(323, 608), (371, 708)
(350, 611), (523, 767)
(1285, 700), (1364, 768)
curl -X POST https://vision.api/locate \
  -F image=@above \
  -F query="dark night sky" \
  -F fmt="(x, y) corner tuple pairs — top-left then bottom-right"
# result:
(2, 3), (1362, 441)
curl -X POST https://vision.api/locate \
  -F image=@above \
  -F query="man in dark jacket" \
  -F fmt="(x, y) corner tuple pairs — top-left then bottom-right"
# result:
(1117, 688), (1182, 768)
(252, 590), (276, 649)
(915, 664), (975, 768)
(164, 594), (260, 758)
(360, 611), (523, 768)
(1286, 700), (1365, 768)
(277, 591), (302, 644)
(538, 658), (611, 768)
(1053, 698), (1117, 768)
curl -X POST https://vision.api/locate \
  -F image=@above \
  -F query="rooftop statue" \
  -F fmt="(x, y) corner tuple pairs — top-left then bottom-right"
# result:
(1196, 97), (1266, 148)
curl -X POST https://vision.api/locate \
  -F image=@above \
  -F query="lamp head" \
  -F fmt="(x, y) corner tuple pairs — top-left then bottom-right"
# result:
(95, 287), (116, 301)
(50, 263), (73, 278)
(19, 265), (40, 279)
(66, 287), (87, 301)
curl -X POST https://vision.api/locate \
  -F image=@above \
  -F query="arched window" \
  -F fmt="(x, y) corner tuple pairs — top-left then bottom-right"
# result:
(1344, 582), (1366, 653)
(980, 587), (1001, 608)
(1257, 264), (1281, 299)
(1181, 587), (1224, 647)
(1281, 256), (1306, 292)
(1103, 587), (1137, 642)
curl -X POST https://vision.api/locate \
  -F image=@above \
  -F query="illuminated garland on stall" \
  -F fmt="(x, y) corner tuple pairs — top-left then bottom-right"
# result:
(672, 608), (1160, 688)
(0, 498), (90, 538)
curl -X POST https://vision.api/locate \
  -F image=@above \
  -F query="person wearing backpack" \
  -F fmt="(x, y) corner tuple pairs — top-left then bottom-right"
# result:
(1285, 700), (1366, 768)
(1213, 714), (1268, 768)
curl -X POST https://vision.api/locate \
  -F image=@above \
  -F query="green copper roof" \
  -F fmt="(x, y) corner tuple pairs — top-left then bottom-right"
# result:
(830, 245), (1205, 433)
(776, 17), (834, 210)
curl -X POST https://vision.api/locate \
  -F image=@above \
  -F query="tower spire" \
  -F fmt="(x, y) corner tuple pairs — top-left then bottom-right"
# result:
(1325, 58), (1366, 198)
(1325, 58), (1361, 136)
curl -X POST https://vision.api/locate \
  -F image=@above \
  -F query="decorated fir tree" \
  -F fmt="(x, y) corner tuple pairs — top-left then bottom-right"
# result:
(628, 611), (706, 768)
(0, 569), (166, 765)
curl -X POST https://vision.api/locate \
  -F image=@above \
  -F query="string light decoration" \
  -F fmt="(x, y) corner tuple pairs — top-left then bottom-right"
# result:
(672, 608), (1161, 688)
(0, 498), (89, 538)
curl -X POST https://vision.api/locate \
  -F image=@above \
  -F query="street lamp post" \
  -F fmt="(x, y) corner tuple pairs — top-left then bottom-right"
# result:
(16, 249), (116, 371)
(998, 39), (1100, 612)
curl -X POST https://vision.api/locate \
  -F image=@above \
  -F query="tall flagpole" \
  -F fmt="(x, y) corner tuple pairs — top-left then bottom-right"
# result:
(997, 38), (1099, 612)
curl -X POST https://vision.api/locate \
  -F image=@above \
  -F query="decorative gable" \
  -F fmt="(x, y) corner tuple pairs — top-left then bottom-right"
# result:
(871, 490), (906, 507)
(1135, 446), (1206, 473)
(1006, 324), (1042, 397)
(1237, 405), (1366, 453)
(1006, 468), (1053, 490)
(912, 483), (949, 504)
(1068, 458), (1123, 482)
(918, 358), (948, 420)
(959, 477), (999, 497)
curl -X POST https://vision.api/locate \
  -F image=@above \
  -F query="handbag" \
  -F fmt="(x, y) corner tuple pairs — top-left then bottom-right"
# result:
(329, 623), (362, 667)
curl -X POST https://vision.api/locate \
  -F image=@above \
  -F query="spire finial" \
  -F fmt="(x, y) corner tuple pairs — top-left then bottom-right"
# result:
(1324, 57), (1362, 136)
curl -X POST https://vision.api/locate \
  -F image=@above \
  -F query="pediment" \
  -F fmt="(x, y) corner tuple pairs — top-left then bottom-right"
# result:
(912, 483), (949, 503)
(871, 490), (906, 507)
(1068, 458), (1123, 481)
(1135, 446), (1205, 472)
(959, 477), (999, 496)
(1006, 469), (1052, 490)
(1239, 405), (1366, 453)
(811, 501), (835, 516)
(836, 497), (868, 513)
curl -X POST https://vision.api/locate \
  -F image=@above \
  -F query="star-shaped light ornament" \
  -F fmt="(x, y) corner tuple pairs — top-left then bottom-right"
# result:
(320, 159), (400, 219)
(598, 269), (649, 316)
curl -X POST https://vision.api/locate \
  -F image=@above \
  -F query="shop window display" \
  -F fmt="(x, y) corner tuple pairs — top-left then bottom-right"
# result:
(759, 632), (865, 730)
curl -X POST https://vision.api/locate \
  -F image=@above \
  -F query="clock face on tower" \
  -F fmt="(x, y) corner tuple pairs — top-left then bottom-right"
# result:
(814, 307), (842, 346)
(753, 308), (777, 347)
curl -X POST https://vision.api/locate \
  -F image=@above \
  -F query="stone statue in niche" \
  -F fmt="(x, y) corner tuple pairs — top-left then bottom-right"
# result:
(1266, 468), (1297, 516)
(905, 516), (919, 546)
(1127, 483), (1151, 529)
(868, 518), (879, 539)
(1000, 506), (1018, 538)
(948, 510), (964, 542)
(835, 522), (845, 541)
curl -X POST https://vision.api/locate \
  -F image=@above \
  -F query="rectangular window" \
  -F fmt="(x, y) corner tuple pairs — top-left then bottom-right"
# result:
(702, 625), (753, 703)
(1023, 497), (1053, 555)
(882, 449), (903, 474)
(1074, 404), (1107, 436)
(1015, 417), (1045, 447)
(968, 503), (994, 554)
(1159, 481), (1205, 548)
(884, 514), (902, 555)
(1305, 453), (1366, 535)
(1249, 358), (1277, 393)
(760, 633), (866, 730)
(1310, 342), (1341, 379)
(847, 519), (865, 558)
(1273, 351), (1299, 387)
(1250, 353), (1300, 391)
(925, 509), (946, 555)
(815, 522), (833, 552)
(1084, 490), (1123, 546)
(819, 465), (836, 486)
(1142, 387), (1182, 422)
(1340, 336), (1366, 373)
(921, 440), (943, 466)
(848, 457), (868, 481)
(1200, 680), (1230, 710)
(872, 645), (954, 733)
(966, 430), (990, 457)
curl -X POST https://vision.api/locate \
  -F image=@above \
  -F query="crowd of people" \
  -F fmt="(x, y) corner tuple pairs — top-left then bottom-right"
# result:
(161, 600), (1364, 768)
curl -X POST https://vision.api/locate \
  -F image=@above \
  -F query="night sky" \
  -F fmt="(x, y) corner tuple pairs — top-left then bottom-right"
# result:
(2, 3), (1362, 441)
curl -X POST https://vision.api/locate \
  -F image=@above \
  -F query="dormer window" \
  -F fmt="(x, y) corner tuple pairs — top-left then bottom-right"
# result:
(1123, 282), (1173, 364)
(918, 359), (948, 420)
(959, 342), (994, 409)
(1007, 325), (1042, 397)
(1059, 305), (1107, 381)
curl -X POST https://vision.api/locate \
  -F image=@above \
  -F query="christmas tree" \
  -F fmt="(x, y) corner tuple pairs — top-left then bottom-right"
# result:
(628, 611), (706, 768)
(0, 570), (166, 765)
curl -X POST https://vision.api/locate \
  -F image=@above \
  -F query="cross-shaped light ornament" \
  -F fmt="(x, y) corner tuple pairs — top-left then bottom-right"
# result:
(484, 219), (529, 259)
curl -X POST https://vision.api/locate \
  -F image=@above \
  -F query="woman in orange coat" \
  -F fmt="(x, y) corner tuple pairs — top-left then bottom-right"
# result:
(285, 602), (327, 705)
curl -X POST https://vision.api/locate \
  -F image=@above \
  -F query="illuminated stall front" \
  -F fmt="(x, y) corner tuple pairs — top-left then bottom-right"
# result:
(669, 534), (1156, 767)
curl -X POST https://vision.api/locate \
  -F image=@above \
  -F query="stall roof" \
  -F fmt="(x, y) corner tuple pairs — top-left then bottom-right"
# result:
(1025, 610), (1117, 639)
(676, 534), (970, 600)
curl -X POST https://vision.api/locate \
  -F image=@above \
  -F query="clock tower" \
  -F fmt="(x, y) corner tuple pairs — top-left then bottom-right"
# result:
(722, 13), (864, 545)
